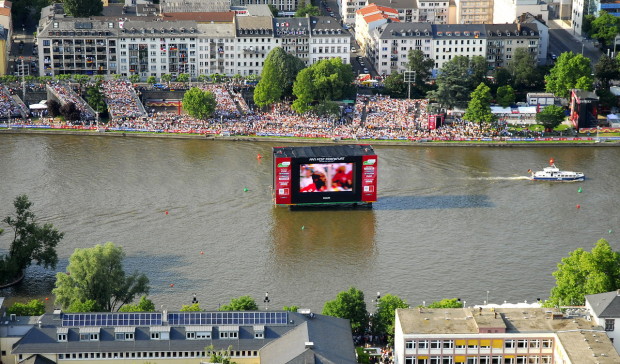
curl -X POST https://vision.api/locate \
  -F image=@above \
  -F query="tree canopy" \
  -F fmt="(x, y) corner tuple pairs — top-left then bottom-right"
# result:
(426, 298), (463, 308)
(254, 47), (305, 107)
(182, 87), (217, 120)
(218, 296), (258, 311)
(405, 49), (436, 96)
(0, 195), (64, 285)
(463, 83), (495, 124)
(372, 294), (409, 343)
(86, 83), (107, 115)
(292, 58), (355, 113)
(181, 303), (203, 312)
(590, 11), (620, 47)
(545, 52), (593, 98)
(7, 299), (46, 316)
(63, 0), (103, 17)
(536, 105), (566, 131)
(53, 242), (150, 312)
(429, 55), (487, 109)
(594, 55), (620, 89)
(507, 48), (540, 89)
(496, 85), (515, 107)
(546, 239), (620, 307)
(322, 286), (368, 336)
(294, 1), (320, 17)
(118, 296), (155, 312)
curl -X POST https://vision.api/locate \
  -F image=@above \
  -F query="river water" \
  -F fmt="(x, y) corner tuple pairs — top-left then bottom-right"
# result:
(0, 134), (619, 312)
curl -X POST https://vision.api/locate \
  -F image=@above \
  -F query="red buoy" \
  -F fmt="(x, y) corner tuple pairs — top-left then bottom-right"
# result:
(169, 283), (174, 287)
(257, 154), (262, 159)
(165, 210), (169, 215)
(45, 297), (49, 301)
(200, 251), (204, 255)
(576, 204), (581, 209)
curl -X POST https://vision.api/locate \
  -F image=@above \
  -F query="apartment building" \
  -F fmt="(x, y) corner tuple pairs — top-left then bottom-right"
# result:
(453, 0), (493, 24)
(366, 22), (540, 76)
(4, 310), (356, 364)
(355, 3), (400, 55)
(395, 307), (620, 364)
(36, 5), (350, 79)
(586, 290), (620, 355)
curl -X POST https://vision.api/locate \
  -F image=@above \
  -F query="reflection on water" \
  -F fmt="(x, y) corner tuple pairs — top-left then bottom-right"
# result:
(375, 195), (494, 210)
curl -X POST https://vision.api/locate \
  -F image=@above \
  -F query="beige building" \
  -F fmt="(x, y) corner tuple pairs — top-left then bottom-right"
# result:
(453, 0), (493, 24)
(394, 306), (620, 364)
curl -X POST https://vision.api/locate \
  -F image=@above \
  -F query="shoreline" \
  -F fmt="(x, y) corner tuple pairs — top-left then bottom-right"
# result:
(2, 127), (620, 147)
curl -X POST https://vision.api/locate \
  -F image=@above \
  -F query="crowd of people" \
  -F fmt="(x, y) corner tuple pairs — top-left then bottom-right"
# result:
(3, 82), (548, 141)
(101, 80), (147, 119)
(48, 83), (95, 119)
(0, 86), (27, 118)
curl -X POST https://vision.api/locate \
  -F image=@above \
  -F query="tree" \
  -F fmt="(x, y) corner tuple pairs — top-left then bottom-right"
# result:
(313, 100), (340, 117)
(383, 72), (407, 98)
(180, 303), (203, 312)
(493, 67), (512, 87)
(545, 52), (593, 98)
(292, 58), (355, 113)
(67, 299), (99, 313)
(64, 0), (103, 17)
(428, 55), (480, 109)
(206, 345), (238, 364)
(146, 76), (156, 84)
(254, 47), (305, 107)
(406, 49), (435, 92)
(56, 74), (72, 82)
(86, 83), (107, 114)
(463, 83), (495, 124)
(7, 299), (45, 316)
(267, 4), (278, 16)
(372, 294), (408, 343)
(594, 55), (620, 89)
(59, 102), (81, 121)
(53, 242), (150, 312)
(575, 75), (594, 91)
(161, 74), (173, 84)
(0, 195), (64, 285)
(591, 11), (620, 47)
(496, 85), (515, 107)
(283, 305), (300, 312)
(294, 1), (320, 17)
(322, 287), (368, 336)
(118, 296), (155, 312)
(507, 48), (539, 89)
(128, 74), (140, 83)
(113, 74), (123, 81)
(182, 87), (217, 119)
(546, 239), (620, 307)
(426, 298), (463, 308)
(177, 73), (190, 83)
(218, 296), (258, 311)
(536, 104), (566, 131)
(73, 74), (90, 85)
(47, 99), (61, 118)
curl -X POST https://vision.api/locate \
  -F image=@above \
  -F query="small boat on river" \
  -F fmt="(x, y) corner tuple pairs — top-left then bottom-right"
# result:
(529, 159), (585, 182)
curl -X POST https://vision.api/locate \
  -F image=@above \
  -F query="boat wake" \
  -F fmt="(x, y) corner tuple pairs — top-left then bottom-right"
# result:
(472, 176), (532, 181)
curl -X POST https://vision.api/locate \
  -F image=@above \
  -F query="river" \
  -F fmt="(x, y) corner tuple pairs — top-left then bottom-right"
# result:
(0, 134), (619, 312)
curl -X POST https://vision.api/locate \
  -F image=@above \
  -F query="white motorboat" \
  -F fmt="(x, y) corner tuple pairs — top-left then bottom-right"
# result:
(529, 159), (585, 182)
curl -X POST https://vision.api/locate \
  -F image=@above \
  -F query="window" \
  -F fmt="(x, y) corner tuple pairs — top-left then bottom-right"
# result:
(115, 332), (134, 341)
(57, 334), (67, 342)
(255, 332), (264, 339)
(186, 332), (196, 339)
(418, 340), (429, 349)
(505, 340), (515, 348)
(80, 333), (99, 341)
(151, 332), (160, 339)
(406, 341), (414, 349)
(443, 340), (454, 349)
(605, 319), (615, 331)
(517, 340), (527, 348)
(431, 340), (441, 349)
(541, 339), (552, 348)
(529, 340), (540, 348)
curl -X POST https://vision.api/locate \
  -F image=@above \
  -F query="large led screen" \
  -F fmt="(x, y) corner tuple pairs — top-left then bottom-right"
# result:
(299, 163), (354, 193)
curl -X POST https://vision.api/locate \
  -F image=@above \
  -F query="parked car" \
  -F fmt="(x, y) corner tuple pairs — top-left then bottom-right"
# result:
(153, 83), (168, 89)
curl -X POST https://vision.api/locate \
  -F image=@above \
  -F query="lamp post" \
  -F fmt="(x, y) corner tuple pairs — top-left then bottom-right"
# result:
(263, 292), (270, 310)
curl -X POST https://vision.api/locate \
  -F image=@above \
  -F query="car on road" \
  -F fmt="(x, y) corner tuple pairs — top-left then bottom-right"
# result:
(350, 47), (355, 52)
(329, 12), (335, 17)
(550, 53), (557, 60)
(153, 83), (168, 90)
(363, 68), (369, 74)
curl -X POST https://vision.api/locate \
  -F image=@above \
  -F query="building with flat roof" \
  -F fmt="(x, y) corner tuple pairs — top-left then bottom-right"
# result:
(394, 307), (620, 364)
(6, 310), (356, 364)
(586, 290), (620, 355)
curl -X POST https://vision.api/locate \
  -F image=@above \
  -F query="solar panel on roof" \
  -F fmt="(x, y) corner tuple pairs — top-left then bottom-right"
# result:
(61, 313), (163, 327)
(167, 312), (288, 326)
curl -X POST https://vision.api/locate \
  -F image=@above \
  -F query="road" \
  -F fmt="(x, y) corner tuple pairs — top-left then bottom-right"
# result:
(547, 20), (603, 65)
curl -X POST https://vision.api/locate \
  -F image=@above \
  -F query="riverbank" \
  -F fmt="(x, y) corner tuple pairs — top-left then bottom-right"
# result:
(2, 127), (620, 147)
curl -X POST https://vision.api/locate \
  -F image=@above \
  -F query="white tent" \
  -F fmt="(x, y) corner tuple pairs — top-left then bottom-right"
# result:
(29, 104), (47, 110)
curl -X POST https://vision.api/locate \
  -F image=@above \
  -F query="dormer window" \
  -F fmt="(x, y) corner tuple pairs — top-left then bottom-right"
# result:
(254, 325), (265, 339)
(57, 328), (68, 342)
(79, 327), (100, 341)
(150, 326), (170, 340)
(185, 326), (212, 340)
(115, 327), (135, 341)
(219, 325), (239, 339)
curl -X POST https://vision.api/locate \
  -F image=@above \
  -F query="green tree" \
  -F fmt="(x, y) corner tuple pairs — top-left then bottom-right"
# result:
(594, 55), (620, 89)
(536, 105), (565, 131)
(113, 74), (123, 81)
(218, 296), (258, 311)
(313, 100), (340, 117)
(197, 74), (209, 83)
(496, 85), (515, 107)
(182, 87), (217, 119)
(596, 88), (619, 111)
(254, 47), (305, 107)
(383, 72), (407, 98)
(56, 74), (72, 82)
(177, 73), (190, 83)
(591, 11), (620, 47)
(575, 75), (594, 91)
(507, 48), (538, 89)
(583, 14), (597, 37)
(60, 102), (81, 121)
(292, 58), (355, 113)
(129, 74), (141, 83)
(181, 303), (203, 312)
(322, 287), (368, 336)
(67, 299), (99, 313)
(294, 1), (320, 16)
(0, 195), (64, 285)
(463, 83), (495, 124)
(94, 75), (105, 83)
(426, 298), (463, 308)
(545, 52), (593, 98)
(7, 299), (46, 316)
(283, 305), (300, 312)
(493, 67), (512, 87)
(206, 345), (238, 364)
(86, 83), (107, 114)
(146, 76), (157, 84)
(372, 294), (409, 343)
(118, 296), (155, 312)
(161, 74), (173, 84)
(73, 74), (90, 85)
(546, 239), (620, 307)
(406, 49), (435, 92)
(53, 242), (150, 312)
(46, 99), (61, 118)
(268, 4), (278, 16)
(64, 0), (102, 17)
(428, 55), (479, 109)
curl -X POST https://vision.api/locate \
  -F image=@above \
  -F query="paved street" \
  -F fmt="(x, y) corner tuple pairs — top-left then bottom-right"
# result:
(547, 19), (603, 65)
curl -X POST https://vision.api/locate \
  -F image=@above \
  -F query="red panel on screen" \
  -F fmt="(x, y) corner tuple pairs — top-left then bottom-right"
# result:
(274, 157), (292, 205)
(360, 155), (377, 202)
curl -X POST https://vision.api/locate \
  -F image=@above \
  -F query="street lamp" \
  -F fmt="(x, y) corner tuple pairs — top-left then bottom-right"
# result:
(263, 292), (270, 310)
